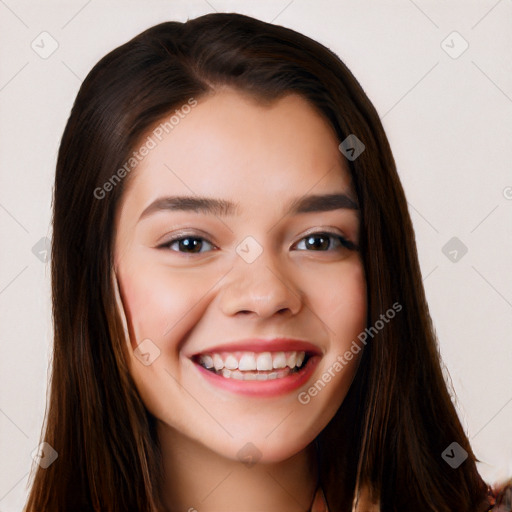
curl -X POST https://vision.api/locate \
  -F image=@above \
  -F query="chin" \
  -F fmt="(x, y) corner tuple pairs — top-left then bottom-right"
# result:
(225, 433), (317, 465)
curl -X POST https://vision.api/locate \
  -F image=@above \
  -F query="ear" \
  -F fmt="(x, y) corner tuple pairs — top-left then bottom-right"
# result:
(111, 266), (132, 349)
(353, 485), (379, 512)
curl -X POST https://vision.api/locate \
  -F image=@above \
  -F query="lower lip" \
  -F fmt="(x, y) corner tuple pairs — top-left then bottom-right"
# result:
(192, 355), (321, 397)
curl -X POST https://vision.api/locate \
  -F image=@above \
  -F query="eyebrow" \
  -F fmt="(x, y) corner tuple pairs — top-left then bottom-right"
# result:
(138, 193), (359, 222)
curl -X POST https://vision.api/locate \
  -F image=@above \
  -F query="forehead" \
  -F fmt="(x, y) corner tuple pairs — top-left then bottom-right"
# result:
(118, 88), (354, 216)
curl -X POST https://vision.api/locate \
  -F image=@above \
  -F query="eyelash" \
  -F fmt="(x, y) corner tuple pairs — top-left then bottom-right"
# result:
(157, 231), (358, 254)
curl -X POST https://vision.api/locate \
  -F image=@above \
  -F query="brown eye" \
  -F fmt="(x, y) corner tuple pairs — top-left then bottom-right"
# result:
(305, 235), (330, 250)
(295, 232), (356, 252)
(159, 236), (215, 254)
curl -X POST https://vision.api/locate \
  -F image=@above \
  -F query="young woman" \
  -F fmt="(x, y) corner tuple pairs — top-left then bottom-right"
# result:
(25, 12), (511, 512)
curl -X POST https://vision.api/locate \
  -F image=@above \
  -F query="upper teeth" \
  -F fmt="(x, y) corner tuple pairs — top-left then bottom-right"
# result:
(198, 351), (306, 371)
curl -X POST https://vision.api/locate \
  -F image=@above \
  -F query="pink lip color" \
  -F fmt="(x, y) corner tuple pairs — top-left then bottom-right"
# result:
(189, 337), (323, 358)
(193, 354), (321, 397)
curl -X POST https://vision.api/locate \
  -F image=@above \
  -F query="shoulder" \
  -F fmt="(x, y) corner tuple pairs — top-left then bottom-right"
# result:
(314, 480), (512, 511)
(487, 479), (512, 511)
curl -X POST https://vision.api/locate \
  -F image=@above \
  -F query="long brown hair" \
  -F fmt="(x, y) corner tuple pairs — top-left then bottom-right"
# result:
(25, 12), (489, 511)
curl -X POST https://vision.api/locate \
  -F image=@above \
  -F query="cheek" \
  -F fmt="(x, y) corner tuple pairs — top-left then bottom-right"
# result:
(305, 259), (366, 406)
(330, 261), (367, 335)
(304, 258), (367, 338)
(119, 257), (211, 350)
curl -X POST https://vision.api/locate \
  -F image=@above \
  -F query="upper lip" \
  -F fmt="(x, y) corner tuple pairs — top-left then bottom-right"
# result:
(190, 338), (323, 357)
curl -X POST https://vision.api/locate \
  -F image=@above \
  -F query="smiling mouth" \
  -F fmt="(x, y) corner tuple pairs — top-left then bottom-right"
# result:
(192, 350), (311, 381)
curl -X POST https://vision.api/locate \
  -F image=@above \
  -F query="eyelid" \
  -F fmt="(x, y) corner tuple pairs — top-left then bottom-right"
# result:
(298, 225), (347, 240)
(297, 225), (356, 243)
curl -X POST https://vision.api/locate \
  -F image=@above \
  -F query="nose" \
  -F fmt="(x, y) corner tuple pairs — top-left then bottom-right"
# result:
(218, 249), (302, 319)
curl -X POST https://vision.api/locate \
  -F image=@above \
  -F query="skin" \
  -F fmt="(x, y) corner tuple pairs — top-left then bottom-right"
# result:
(113, 87), (367, 512)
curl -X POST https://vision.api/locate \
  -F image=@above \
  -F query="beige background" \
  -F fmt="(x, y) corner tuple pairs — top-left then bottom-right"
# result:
(1, 1), (511, 510)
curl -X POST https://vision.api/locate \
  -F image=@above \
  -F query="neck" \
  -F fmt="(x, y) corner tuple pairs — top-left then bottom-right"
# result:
(157, 420), (319, 512)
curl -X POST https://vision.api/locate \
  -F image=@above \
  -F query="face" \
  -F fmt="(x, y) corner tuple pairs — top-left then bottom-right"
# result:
(113, 88), (367, 463)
